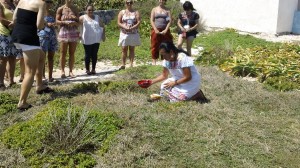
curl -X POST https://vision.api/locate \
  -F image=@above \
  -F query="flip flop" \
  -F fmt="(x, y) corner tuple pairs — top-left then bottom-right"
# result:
(36, 87), (54, 94)
(48, 78), (54, 82)
(17, 104), (33, 112)
(86, 70), (92, 75)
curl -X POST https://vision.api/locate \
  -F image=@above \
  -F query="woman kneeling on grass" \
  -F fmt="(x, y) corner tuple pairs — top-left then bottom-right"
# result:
(150, 42), (208, 103)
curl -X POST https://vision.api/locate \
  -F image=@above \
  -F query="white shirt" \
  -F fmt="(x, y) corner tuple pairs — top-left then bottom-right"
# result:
(81, 15), (103, 45)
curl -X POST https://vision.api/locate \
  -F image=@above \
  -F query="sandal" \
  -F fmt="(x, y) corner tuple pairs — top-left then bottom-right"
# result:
(17, 104), (33, 112)
(48, 78), (54, 82)
(86, 70), (92, 75)
(119, 65), (125, 70)
(36, 87), (54, 94)
(61, 74), (67, 79)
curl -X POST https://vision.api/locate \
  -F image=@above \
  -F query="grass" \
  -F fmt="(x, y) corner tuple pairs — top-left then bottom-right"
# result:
(0, 64), (300, 167)
(1, 26), (300, 167)
(193, 29), (280, 50)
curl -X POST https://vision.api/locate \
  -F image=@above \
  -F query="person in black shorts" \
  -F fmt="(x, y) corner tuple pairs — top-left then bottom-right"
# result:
(177, 1), (200, 56)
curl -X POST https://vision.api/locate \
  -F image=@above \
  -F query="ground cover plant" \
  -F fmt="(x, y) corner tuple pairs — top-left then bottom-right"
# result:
(1, 64), (300, 167)
(0, 93), (18, 116)
(195, 29), (300, 91)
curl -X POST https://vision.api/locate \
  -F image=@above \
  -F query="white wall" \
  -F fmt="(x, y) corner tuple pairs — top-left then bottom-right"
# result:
(277, 0), (298, 33)
(181, 0), (298, 34)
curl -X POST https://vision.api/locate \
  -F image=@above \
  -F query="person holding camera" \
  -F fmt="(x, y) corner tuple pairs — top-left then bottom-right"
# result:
(177, 1), (199, 56)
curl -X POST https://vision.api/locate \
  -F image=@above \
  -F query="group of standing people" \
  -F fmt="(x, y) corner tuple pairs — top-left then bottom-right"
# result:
(0, 0), (203, 111)
(0, 0), (105, 111)
(118, 0), (199, 67)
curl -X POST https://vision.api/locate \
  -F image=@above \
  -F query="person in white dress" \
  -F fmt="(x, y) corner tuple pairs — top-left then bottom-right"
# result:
(150, 42), (208, 102)
(79, 4), (105, 75)
(117, 0), (141, 69)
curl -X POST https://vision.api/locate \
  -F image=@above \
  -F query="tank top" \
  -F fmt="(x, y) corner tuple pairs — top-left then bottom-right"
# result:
(11, 8), (39, 46)
(0, 5), (13, 36)
(81, 14), (103, 45)
(121, 10), (138, 34)
(154, 12), (169, 29)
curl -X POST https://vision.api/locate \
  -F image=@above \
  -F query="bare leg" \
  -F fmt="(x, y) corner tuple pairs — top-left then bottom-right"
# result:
(47, 51), (55, 80)
(7, 56), (16, 85)
(19, 58), (25, 82)
(18, 49), (41, 108)
(186, 37), (194, 56)
(5, 63), (8, 81)
(177, 34), (185, 50)
(43, 52), (47, 79)
(0, 57), (8, 86)
(121, 46), (128, 67)
(60, 42), (68, 77)
(129, 46), (135, 67)
(68, 42), (77, 77)
(152, 59), (156, 65)
(35, 50), (46, 91)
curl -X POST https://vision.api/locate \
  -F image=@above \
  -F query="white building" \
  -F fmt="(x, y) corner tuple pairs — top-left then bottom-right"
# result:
(180, 0), (299, 34)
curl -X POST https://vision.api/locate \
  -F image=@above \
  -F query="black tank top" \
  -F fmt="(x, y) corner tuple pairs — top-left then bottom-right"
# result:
(11, 8), (40, 46)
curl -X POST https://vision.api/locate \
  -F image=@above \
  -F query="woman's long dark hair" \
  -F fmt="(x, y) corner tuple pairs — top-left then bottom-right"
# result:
(159, 42), (190, 56)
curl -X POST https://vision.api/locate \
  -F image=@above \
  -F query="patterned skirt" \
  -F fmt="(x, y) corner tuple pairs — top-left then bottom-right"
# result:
(57, 26), (80, 43)
(0, 34), (22, 58)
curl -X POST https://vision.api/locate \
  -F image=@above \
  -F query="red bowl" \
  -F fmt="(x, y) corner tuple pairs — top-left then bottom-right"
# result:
(138, 80), (152, 88)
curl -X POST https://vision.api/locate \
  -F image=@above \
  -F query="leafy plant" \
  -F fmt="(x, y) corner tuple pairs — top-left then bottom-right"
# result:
(219, 44), (300, 91)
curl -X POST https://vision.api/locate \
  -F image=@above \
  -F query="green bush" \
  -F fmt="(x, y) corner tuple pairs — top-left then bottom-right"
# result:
(0, 99), (122, 167)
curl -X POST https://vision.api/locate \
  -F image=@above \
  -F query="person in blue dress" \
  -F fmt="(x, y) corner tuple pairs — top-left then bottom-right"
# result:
(38, 1), (58, 82)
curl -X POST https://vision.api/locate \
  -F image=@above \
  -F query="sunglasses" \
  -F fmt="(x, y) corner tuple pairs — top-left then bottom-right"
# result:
(87, 9), (94, 11)
(126, 2), (133, 5)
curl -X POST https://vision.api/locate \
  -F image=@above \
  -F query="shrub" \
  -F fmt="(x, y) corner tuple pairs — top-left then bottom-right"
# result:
(0, 99), (122, 167)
